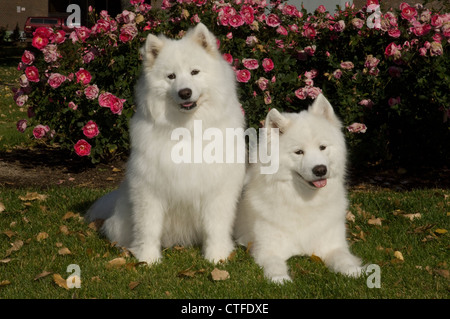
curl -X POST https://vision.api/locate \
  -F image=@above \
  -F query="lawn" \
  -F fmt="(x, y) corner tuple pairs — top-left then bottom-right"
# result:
(0, 187), (448, 299)
(0, 45), (448, 300)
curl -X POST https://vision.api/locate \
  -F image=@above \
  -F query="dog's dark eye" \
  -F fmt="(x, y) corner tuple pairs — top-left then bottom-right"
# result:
(167, 73), (176, 80)
(320, 145), (327, 151)
(191, 69), (200, 76)
(295, 150), (304, 155)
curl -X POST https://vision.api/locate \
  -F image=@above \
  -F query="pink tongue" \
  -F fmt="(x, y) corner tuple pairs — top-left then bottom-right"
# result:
(312, 179), (327, 188)
(181, 102), (194, 108)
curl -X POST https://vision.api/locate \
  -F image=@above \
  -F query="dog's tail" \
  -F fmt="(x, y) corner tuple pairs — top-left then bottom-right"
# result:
(85, 190), (119, 222)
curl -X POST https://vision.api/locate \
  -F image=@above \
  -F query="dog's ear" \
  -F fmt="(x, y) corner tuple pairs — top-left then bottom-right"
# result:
(140, 34), (165, 68)
(265, 108), (290, 134)
(186, 23), (218, 56)
(309, 94), (341, 127)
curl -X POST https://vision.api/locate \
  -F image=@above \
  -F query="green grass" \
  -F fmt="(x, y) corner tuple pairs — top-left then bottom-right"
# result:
(0, 44), (31, 151)
(0, 187), (448, 299)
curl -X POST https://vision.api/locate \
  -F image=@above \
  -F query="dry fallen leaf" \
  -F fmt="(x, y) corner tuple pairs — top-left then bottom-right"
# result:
(36, 232), (49, 242)
(368, 216), (383, 226)
(58, 247), (72, 255)
(107, 257), (126, 269)
(211, 268), (230, 281)
(5, 240), (24, 257)
(0, 258), (11, 264)
(403, 213), (422, 221)
(434, 228), (447, 235)
(346, 211), (355, 222)
(59, 225), (70, 235)
(3, 230), (16, 238)
(310, 254), (324, 264)
(34, 271), (52, 281)
(19, 192), (48, 202)
(53, 274), (69, 290)
(62, 211), (79, 220)
(0, 280), (11, 287)
(129, 281), (140, 290)
(394, 251), (404, 261)
(434, 269), (449, 279)
(0, 202), (5, 213)
(88, 219), (105, 231)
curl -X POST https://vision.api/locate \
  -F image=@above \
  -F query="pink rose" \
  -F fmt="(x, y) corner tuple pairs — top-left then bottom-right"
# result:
(245, 36), (258, 47)
(242, 58), (259, 70)
(262, 58), (274, 72)
(359, 99), (374, 108)
(82, 120), (100, 139)
(282, 4), (300, 17)
(302, 25), (317, 39)
(223, 53), (233, 64)
(410, 21), (431, 36)
(430, 41), (443, 56)
(16, 119), (27, 133)
(75, 26), (91, 42)
(266, 14), (281, 28)
(51, 30), (66, 44)
(334, 20), (345, 32)
(228, 15), (244, 28)
(15, 94), (28, 106)
(99, 92), (126, 115)
(385, 42), (402, 59)
(347, 123), (367, 133)
(21, 50), (35, 65)
(25, 66), (40, 82)
(306, 87), (322, 99)
(351, 18), (364, 29)
(276, 26), (288, 36)
(235, 69), (251, 83)
(84, 84), (99, 100)
(295, 87), (307, 100)
(256, 77), (269, 90)
(340, 61), (354, 70)
(431, 14), (443, 28)
(364, 55), (380, 69)
(68, 101), (78, 110)
(76, 68), (92, 85)
(32, 35), (48, 50)
(119, 23), (138, 43)
(388, 28), (401, 38)
(33, 124), (50, 139)
(388, 97), (401, 107)
(401, 5), (417, 21)
(333, 69), (342, 79)
(316, 5), (327, 13)
(240, 5), (254, 24)
(47, 73), (67, 89)
(74, 139), (91, 156)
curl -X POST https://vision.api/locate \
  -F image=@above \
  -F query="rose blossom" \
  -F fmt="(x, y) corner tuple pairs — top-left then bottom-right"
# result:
(33, 124), (50, 139)
(334, 20), (345, 32)
(245, 36), (258, 46)
(75, 26), (91, 42)
(76, 68), (92, 85)
(340, 61), (354, 70)
(266, 14), (281, 27)
(99, 92), (126, 114)
(364, 55), (380, 69)
(401, 4), (417, 21)
(256, 77), (269, 90)
(74, 139), (91, 156)
(84, 84), (99, 99)
(235, 69), (251, 83)
(388, 97), (401, 107)
(295, 87), (307, 100)
(82, 120), (100, 138)
(302, 25), (316, 39)
(16, 119), (27, 133)
(42, 44), (60, 63)
(240, 5), (254, 24)
(262, 58), (274, 72)
(347, 123), (367, 133)
(47, 73), (67, 89)
(51, 30), (66, 44)
(388, 28), (401, 38)
(359, 99), (374, 108)
(351, 18), (364, 29)
(385, 42), (402, 59)
(222, 53), (233, 64)
(15, 94), (28, 106)
(68, 101), (78, 110)
(229, 15), (245, 28)
(333, 69), (342, 79)
(306, 87), (322, 99)
(242, 58), (259, 70)
(19, 74), (29, 87)
(119, 23), (138, 42)
(25, 66), (39, 82)
(21, 50), (35, 65)
(430, 41), (443, 56)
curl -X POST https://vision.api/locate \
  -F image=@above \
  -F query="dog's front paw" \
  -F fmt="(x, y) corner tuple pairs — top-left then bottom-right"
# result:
(270, 275), (292, 284)
(204, 240), (234, 264)
(129, 245), (162, 265)
(341, 265), (364, 278)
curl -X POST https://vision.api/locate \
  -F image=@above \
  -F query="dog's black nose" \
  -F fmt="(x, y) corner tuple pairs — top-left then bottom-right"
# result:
(312, 165), (327, 177)
(178, 88), (192, 100)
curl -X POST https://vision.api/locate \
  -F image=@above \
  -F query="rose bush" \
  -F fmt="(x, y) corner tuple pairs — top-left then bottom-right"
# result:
(13, 0), (449, 165)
